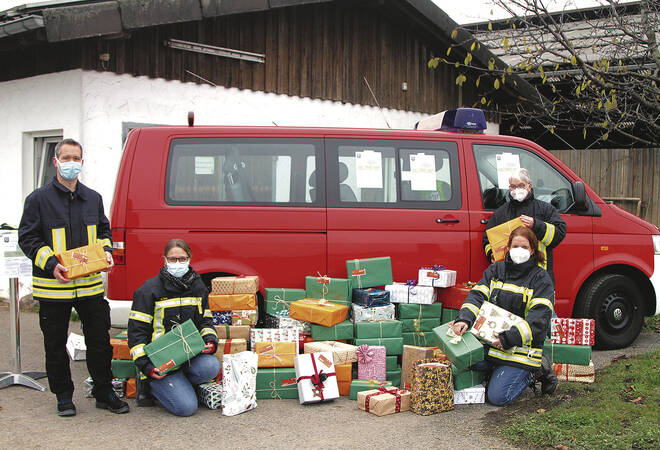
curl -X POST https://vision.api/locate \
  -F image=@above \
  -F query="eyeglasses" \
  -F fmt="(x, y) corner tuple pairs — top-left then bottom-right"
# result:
(509, 182), (528, 190)
(165, 256), (189, 263)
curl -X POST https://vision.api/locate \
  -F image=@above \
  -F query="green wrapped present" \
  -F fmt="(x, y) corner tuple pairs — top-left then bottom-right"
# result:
(115, 330), (128, 340)
(401, 318), (441, 333)
(398, 303), (443, 319)
(264, 288), (307, 316)
(354, 337), (403, 356)
(543, 340), (591, 365)
(349, 379), (393, 400)
(452, 364), (486, 391)
(386, 368), (402, 388)
(256, 368), (299, 399)
(311, 320), (355, 341)
(354, 320), (403, 339)
(305, 276), (351, 302)
(402, 332), (439, 347)
(433, 323), (484, 372)
(346, 257), (393, 289)
(386, 355), (399, 371)
(111, 359), (137, 379)
(441, 308), (459, 324)
(144, 319), (205, 374)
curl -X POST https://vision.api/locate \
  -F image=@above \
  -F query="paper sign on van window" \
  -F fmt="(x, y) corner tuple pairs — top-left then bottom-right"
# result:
(496, 153), (520, 189)
(194, 156), (215, 175)
(355, 150), (382, 188)
(410, 153), (437, 191)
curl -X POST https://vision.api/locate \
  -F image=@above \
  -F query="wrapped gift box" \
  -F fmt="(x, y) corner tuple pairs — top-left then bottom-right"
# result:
(212, 311), (232, 325)
(208, 293), (256, 312)
(452, 364), (487, 391)
(398, 303), (443, 320)
(215, 338), (248, 366)
(401, 318), (440, 333)
(441, 308), (459, 325)
(346, 256), (393, 289)
(352, 288), (391, 308)
(289, 299), (349, 327)
(115, 330), (128, 340)
(254, 342), (297, 368)
(544, 340), (592, 365)
(402, 332), (438, 347)
(386, 368), (402, 388)
(551, 318), (595, 346)
(214, 324), (250, 340)
(304, 341), (358, 364)
(352, 304), (396, 322)
(198, 381), (223, 409)
(111, 359), (137, 379)
(66, 332), (86, 360)
(486, 217), (526, 262)
(468, 301), (526, 346)
(125, 378), (136, 399)
(436, 284), (473, 310)
(353, 338), (403, 356)
(338, 381), (351, 396)
(358, 386), (411, 416)
(355, 320), (402, 339)
(356, 345), (386, 381)
(553, 360), (595, 383)
(211, 275), (259, 294)
(294, 352), (339, 404)
(110, 338), (130, 360)
(231, 310), (257, 326)
(256, 367), (299, 399)
(335, 363), (353, 383)
(454, 385), (485, 404)
(386, 356), (399, 371)
(144, 319), (205, 374)
(264, 288), (307, 316)
(401, 345), (435, 389)
(433, 323), (484, 372)
(305, 276), (351, 302)
(311, 321), (354, 341)
(250, 328), (300, 348)
(410, 360), (454, 415)
(385, 282), (436, 304)
(221, 351), (258, 416)
(417, 266), (456, 288)
(264, 313), (312, 335)
(349, 380), (393, 400)
(56, 242), (109, 280)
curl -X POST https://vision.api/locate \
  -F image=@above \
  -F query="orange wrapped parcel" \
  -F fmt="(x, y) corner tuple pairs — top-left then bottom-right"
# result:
(288, 298), (349, 327)
(485, 217), (526, 262)
(56, 242), (109, 279)
(254, 342), (297, 368)
(207, 293), (256, 311)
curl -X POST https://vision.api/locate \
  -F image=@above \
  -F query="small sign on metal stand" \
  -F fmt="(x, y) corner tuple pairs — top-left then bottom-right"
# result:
(0, 230), (47, 391)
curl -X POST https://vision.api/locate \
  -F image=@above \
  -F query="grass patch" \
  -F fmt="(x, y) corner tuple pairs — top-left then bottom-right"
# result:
(643, 314), (660, 333)
(495, 348), (660, 449)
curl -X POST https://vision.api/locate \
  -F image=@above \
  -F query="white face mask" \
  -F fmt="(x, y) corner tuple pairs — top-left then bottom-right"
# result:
(511, 188), (529, 202)
(509, 247), (531, 264)
(166, 261), (189, 278)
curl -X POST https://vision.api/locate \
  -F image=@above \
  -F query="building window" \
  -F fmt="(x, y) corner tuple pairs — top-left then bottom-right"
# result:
(34, 136), (61, 188)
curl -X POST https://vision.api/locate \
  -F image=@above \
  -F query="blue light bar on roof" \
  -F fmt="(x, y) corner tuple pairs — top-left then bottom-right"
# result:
(414, 108), (486, 133)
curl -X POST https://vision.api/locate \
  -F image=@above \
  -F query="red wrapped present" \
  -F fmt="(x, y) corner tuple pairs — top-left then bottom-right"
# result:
(435, 283), (475, 310)
(551, 318), (595, 346)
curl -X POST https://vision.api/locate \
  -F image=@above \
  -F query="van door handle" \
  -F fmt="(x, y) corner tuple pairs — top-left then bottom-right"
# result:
(436, 218), (459, 223)
(480, 219), (488, 224)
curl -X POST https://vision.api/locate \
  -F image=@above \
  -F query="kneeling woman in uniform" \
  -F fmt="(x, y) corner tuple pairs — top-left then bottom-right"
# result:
(452, 226), (557, 406)
(128, 239), (219, 416)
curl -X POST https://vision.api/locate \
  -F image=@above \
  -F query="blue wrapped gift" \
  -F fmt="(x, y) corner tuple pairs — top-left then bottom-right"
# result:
(212, 311), (232, 325)
(352, 288), (391, 307)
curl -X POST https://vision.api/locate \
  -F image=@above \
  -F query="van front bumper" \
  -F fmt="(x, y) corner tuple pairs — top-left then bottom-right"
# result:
(106, 297), (132, 328)
(650, 254), (660, 315)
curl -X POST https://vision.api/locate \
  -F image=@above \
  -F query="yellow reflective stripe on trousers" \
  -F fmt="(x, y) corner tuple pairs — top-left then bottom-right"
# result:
(201, 327), (217, 338)
(541, 223), (556, 246)
(35, 246), (55, 270)
(488, 347), (543, 367)
(129, 310), (153, 324)
(130, 344), (146, 360)
(51, 228), (66, 254)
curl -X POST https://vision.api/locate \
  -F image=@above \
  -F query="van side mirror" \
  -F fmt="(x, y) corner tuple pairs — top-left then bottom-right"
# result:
(573, 181), (587, 211)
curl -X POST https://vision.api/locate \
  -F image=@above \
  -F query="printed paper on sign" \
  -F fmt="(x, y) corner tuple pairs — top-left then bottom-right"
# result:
(355, 150), (383, 188)
(496, 153), (520, 189)
(410, 153), (437, 191)
(194, 156), (215, 175)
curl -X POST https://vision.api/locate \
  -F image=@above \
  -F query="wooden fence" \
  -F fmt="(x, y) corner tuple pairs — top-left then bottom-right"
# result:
(550, 148), (660, 228)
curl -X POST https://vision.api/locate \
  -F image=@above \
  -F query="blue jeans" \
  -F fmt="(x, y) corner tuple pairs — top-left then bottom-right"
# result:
(149, 354), (220, 416)
(470, 360), (532, 406)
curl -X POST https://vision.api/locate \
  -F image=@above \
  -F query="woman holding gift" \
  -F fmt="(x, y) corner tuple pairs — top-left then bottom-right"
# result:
(128, 239), (220, 416)
(453, 226), (557, 406)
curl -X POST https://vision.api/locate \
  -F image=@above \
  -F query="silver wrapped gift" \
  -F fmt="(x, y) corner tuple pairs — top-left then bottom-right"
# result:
(351, 303), (396, 322)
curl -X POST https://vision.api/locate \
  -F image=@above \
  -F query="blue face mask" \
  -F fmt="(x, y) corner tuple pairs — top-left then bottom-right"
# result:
(57, 159), (82, 180)
(166, 261), (189, 278)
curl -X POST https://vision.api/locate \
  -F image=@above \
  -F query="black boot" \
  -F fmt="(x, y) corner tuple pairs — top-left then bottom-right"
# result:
(56, 399), (76, 417)
(136, 377), (155, 407)
(96, 390), (130, 414)
(533, 355), (558, 395)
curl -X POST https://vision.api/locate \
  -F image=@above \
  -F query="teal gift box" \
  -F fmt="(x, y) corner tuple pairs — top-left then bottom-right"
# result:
(386, 368), (402, 388)
(354, 337), (403, 355)
(256, 367), (299, 399)
(144, 319), (205, 374)
(386, 355), (399, 371)
(305, 276), (351, 302)
(433, 323), (484, 372)
(311, 320), (354, 341)
(401, 318), (441, 333)
(398, 303), (443, 319)
(543, 340), (591, 365)
(111, 359), (137, 379)
(346, 257), (393, 289)
(349, 380), (393, 400)
(441, 308), (460, 324)
(354, 320), (403, 339)
(402, 331), (439, 347)
(452, 364), (486, 390)
(264, 288), (307, 316)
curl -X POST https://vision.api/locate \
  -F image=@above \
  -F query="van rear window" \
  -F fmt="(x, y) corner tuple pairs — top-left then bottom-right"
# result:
(165, 138), (322, 205)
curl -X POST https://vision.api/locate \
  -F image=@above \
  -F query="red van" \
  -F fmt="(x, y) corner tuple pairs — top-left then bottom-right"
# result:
(107, 109), (660, 349)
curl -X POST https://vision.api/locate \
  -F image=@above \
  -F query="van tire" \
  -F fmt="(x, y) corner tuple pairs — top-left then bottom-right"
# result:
(575, 274), (644, 350)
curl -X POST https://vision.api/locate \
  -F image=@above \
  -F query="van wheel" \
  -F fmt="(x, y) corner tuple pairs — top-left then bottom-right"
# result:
(575, 274), (644, 350)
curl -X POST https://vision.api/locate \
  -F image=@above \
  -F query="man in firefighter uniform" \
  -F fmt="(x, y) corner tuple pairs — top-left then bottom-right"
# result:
(19, 139), (129, 417)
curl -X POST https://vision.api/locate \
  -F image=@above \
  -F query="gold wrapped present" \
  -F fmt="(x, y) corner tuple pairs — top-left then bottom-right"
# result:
(485, 217), (526, 262)
(214, 338), (247, 366)
(357, 386), (411, 416)
(254, 341), (297, 368)
(56, 242), (108, 280)
(208, 293), (256, 311)
(553, 361), (595, 383)
(303, 341), (357, 364)
(289, 298), (349, 327)
(110, 338), (131, 360)
(410, 359), (453, 415)
(334, 363), (353, 382)
(211, 275), (259, 294)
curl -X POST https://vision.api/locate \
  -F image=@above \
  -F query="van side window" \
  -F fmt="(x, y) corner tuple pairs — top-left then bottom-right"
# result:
(399, 148), (454, 202)
(473, 144), (575, 212)
(166, 138), (322, 205)
(336, 144), (398, 203)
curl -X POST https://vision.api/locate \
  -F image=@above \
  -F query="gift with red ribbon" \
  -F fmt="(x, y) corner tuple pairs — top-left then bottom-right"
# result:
(357, 385), (411, 416)
(551, 318), (595, 346)
(356, 344), (386, 381)
(294, 352), (339, 404)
